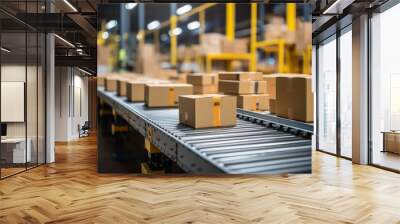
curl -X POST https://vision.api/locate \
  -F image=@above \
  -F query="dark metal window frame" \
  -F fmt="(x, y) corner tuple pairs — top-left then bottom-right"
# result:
(0, 0), (48, 180)
(314, 18), (353, 161)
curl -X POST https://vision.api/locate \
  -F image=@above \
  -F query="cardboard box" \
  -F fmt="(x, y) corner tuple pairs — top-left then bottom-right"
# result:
(276, 76), (313, 122)
(201, 33), (224, 54)
(221, 38), (248, 54)
(169, 73), (187, 83)
(264, 17), (285, 40)
(179, 94), (236, 128)
(264, 16), (295, 44)
(269, 99), (276, 114)
(127, 81), (146, 102)
(219, 72), (263, 81)
(117, 78), (135, 97)
(145, 83), (193, 107)
(219, 80), (267, 95)
(263, 74), (307, 100)
(97, 76), (106, 87)
(384, 132), (400, 154)
(187, 73), (218, 86)
(127, 80), (170, 102)
(104, 76), (118, 92)
(237, 94), (269, 111)
(295, 20), (312, 52)
(193, 85), (218, 94)
(263, 75), (278, 100)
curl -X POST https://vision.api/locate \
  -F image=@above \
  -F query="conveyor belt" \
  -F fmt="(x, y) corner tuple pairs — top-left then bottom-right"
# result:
(98, 87), (313, 174)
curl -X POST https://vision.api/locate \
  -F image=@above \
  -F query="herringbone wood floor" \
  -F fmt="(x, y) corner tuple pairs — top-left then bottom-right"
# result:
(1, 135), (400, 224)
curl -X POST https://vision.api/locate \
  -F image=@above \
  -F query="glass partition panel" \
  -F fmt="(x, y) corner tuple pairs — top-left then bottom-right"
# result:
(1, 30), (28, 177)
(339, 28), (352, 158)
(317, 36), (337, 154)
(371, 3), (400, 171)
(27, 30), (38, 169)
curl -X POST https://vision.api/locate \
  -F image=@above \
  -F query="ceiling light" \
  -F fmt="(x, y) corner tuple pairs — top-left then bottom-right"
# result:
(1, 47), (11, 53)
(125, 3), (137, 10)
(76, 48), (83, 52)
(63, 0), (78, 12)
(176, 4), (192, 15)
(106, 20), (118, 30)
(187, 21), (200, 30)
(169, 27), (182, 36)
(102, 31), (109, 39)
(147, 20), (160, 30)
(54, 34), (75, 48)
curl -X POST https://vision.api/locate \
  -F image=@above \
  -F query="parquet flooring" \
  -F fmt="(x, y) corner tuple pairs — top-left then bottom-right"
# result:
(1, 135), (400, 223)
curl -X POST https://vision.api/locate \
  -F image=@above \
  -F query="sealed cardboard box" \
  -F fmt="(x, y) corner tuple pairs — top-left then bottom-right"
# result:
(276, 76), (313, 122)
(237, 94), (269, 111)
(187, 73), (218, 86)
(97, 75), (106, 87)
(219, 80), (267, 95)
(221, 38), (248, 54)
(169, 73), (187, 83)
(179, 94), (236, 128)
(269, 99), (276, 114)
(201, 33), (224, 54)
(127, 80), (170, 102)
(384, 132), (400, 154)
(263, 74), (279, 100)
(219, 72), (263, 81)
(263, 74), (307, 100)
(145, 83), (193, 107)
(127, 81), (147, 102)
(193, 85), (218, 94)
(117, 77), (136, 97)
(104, 76), (119, 92)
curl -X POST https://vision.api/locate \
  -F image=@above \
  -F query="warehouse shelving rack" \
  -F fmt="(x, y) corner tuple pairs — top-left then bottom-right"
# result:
(136, 3), (309, 73)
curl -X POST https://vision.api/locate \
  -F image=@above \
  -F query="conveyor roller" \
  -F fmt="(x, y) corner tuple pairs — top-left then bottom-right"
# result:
(98, 87), (313, 174)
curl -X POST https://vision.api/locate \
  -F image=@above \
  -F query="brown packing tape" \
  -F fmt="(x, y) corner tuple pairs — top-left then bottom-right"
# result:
(252, 96), (257, 111)
(256, 97), (260, 111)
(168, 87), (175, 106)
(254, 81), (259, 94)
(212, 96), (222, 127)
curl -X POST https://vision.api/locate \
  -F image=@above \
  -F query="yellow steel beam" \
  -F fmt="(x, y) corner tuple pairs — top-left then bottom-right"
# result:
(137, 29), (145, 46)
(250, 3), (257, 72)
(170, 15), (177, 66)
(287, 3), (296, 32)
(205, 53), (252, 73)
(278, 40), (285, 73)
(226, 3), (235, 41)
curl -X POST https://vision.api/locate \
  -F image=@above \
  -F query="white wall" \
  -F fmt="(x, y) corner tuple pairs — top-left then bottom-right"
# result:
(54, 67), (89, 141)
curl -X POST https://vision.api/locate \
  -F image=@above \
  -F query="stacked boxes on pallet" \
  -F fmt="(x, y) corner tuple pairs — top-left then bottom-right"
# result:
(218, 72), (269, 111)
